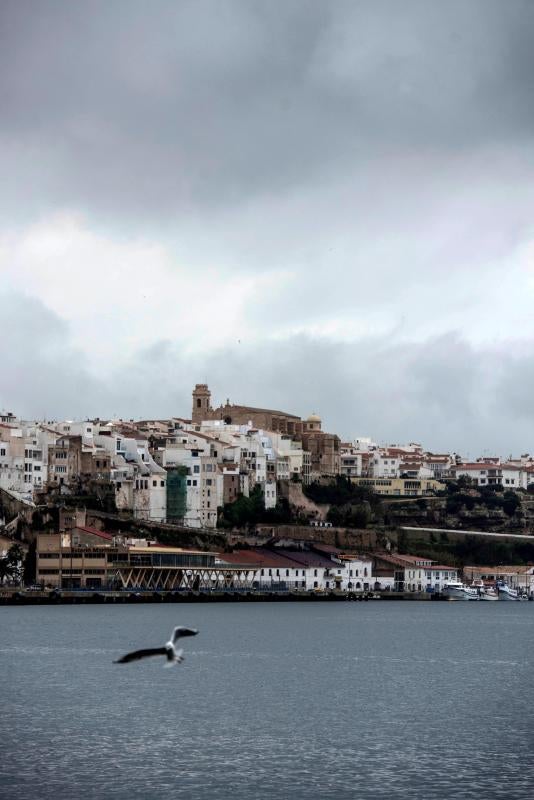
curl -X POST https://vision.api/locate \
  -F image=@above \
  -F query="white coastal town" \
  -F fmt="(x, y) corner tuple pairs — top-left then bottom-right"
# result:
(1, 384), (533, 601)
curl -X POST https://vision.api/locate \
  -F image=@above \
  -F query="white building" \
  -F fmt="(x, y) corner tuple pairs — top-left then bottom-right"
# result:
(455, 462), (523, 489)
(95, 429), (167, 522)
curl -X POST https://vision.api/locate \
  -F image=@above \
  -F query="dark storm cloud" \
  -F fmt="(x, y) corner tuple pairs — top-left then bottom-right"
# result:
(1, 0), (534, 222)
(3, 2), (534, 456)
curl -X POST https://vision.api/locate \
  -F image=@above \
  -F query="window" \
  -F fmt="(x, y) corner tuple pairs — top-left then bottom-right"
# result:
(0, 449), (5, 456)
(160, 481), (164, 487)
(197, 398), (201, 408)
(206, 479), (212, 486)
(153, 480), (157, 487)
(193, 465), (200, 473)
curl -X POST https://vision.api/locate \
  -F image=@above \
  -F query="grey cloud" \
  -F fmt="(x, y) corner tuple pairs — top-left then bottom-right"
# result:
(1, 0), (534, 224)
(0, 294), (102, 418)
(2, 293), (532, 456)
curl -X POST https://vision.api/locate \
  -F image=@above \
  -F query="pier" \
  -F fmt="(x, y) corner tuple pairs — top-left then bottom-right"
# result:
(0, 588), (438, 605)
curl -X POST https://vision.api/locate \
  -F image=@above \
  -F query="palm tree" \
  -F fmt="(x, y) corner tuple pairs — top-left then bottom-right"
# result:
(6, 544), (24, 585)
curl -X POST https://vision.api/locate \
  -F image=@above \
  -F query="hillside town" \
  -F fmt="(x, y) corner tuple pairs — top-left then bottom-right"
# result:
(3, 383), (534, 522)
(1, 384), (534, 599)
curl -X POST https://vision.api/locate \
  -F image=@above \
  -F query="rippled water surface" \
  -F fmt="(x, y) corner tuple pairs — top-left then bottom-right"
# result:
(1, 601), (533, 799)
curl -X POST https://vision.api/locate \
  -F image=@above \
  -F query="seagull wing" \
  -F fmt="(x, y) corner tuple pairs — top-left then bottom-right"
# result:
(171, 626), (198, 644)
(114, 646), (167, 664)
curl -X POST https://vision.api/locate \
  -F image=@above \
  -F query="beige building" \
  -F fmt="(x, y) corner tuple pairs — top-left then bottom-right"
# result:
(350, 477), (444, 496)
(192, 384), (302, 434)
(36, 527), (256, 590)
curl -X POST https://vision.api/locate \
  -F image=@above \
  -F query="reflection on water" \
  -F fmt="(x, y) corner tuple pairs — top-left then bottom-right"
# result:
(1, 602), (533, 799)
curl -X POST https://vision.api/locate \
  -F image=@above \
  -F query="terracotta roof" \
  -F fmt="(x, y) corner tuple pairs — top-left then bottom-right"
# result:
(216, 403), (301, 420)
(74, 526), (113, 541)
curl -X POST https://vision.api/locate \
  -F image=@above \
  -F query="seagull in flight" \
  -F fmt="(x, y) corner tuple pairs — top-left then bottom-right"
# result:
(114, 626), (198, 665)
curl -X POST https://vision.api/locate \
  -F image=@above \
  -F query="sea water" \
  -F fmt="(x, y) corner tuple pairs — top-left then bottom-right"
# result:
(1, 601), (533, 799)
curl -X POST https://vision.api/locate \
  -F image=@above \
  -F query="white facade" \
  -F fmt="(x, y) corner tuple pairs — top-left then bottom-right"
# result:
(369, 452), (401, 478)
(455, 462), (523, 489)
(264, 480), (277, 509)
(95, 431), (166, 522)
(403, 562), (459, 593)
(340, 447), (363, 478)
(0, 423), (56, 500)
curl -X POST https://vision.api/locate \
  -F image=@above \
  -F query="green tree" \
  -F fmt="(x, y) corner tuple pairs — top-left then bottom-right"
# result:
(326, 506), (343, 526)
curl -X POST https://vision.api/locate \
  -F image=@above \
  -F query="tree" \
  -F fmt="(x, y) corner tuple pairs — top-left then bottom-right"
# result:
(0, 543), (24, 585)
(6, 543), (24, 584)
(326, 506), (343, 526)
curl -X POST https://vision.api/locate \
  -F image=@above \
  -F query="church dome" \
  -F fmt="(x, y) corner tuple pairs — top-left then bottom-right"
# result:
(307, 413), (322, 423)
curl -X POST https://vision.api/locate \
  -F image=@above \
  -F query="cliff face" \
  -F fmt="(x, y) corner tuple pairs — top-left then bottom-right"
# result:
(383, 496), (532, 533)
(254, 522), (390, 551)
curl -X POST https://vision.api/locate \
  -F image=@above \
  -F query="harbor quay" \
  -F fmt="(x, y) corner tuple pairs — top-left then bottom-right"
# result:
(0, 587), (441, 606)
(29, 524), (462, 596)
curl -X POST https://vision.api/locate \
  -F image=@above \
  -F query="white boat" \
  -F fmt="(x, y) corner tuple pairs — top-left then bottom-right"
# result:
(442, 581), (479, 600)
(496, 582), (520, 601)
(471, 580), (499, 601)
(479, 587), (499, 601)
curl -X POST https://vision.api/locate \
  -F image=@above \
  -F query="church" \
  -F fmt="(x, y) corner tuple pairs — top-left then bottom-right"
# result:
(191, 384), (340, 477)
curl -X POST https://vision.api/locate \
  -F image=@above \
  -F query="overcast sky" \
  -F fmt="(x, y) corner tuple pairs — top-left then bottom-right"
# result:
(2, 0), (534, 456)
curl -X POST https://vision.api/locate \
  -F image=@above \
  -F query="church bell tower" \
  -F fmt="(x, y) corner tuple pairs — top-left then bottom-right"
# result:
(192, 384), (212, 423)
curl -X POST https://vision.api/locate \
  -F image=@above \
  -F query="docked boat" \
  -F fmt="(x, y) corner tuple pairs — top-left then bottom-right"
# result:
(479, 586), (499, 601)
(442, 581), (479, 600)
(471, 580), (499, 600)
(496, 582), (520, 601)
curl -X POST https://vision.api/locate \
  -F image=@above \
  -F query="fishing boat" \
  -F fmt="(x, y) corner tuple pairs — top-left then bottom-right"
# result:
(471, 580), (499, 600)
(496, 582), (520, 601)
(442, 581), (479, 600)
